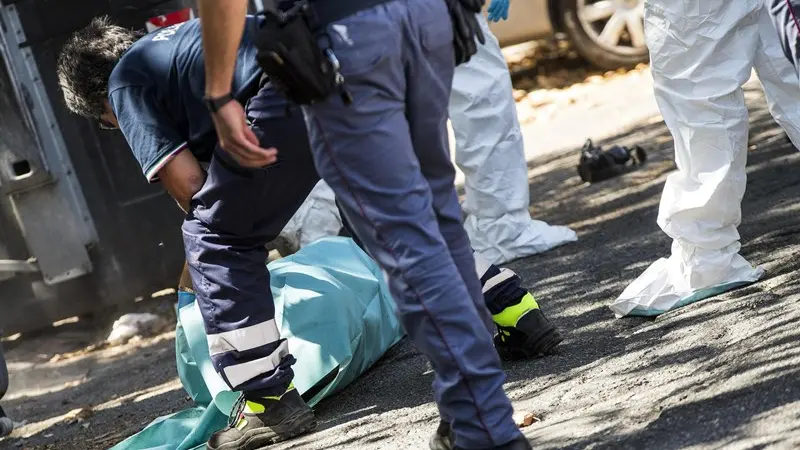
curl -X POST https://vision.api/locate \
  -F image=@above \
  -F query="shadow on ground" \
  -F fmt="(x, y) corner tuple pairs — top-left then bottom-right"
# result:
(280, 83), (800, 450)
(2, 84), (799, 450)
(1, 301), (187, 450)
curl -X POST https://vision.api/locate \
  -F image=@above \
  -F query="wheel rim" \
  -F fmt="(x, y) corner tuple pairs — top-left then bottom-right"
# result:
(576, 0), (646, 56)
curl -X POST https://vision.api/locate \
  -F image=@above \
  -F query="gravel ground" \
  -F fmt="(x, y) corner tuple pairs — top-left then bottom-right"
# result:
(2, 76), (799, 450)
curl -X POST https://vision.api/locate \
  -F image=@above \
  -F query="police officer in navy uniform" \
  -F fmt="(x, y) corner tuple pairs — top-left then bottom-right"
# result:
(196, 0), (532, 449)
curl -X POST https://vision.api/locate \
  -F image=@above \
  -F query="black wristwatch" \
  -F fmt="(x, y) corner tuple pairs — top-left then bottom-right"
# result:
(203, 92), (235, 113)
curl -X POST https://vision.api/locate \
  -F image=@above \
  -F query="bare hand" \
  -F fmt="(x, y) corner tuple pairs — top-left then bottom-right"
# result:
(211, 100), (277, 168)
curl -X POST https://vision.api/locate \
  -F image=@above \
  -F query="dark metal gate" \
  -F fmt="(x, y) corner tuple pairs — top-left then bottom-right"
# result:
(0, 0), (198, 334)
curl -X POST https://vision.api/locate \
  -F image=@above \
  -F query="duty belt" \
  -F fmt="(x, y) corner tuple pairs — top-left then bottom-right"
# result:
(252, 0), (485, 106)
(252, 0), (354, 106)
(309, 0), (392, 28)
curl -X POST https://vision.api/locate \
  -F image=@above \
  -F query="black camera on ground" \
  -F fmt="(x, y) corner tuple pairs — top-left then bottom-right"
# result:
(577, 139), (647, 183)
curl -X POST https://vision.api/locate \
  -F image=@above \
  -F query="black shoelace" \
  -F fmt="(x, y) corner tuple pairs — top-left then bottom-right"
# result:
(227, 393), (247, 428)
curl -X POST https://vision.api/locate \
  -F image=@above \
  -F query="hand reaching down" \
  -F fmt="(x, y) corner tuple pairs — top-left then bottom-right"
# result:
(211, 100), (278, 168)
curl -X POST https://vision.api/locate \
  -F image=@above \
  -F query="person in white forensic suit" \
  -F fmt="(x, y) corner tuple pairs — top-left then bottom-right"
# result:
(450, 12), (577, 265)
(611, 0), (800, 317)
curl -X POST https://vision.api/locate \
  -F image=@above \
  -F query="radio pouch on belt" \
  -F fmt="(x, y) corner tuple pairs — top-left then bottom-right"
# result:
(251, 1), (351, 105)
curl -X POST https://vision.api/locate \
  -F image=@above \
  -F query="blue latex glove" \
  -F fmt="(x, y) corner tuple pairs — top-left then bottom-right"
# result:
(487, 0), (510, 22)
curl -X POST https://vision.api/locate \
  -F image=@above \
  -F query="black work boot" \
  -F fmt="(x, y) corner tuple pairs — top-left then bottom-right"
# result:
(429, 420), (533, 450)
(207, 385), (317, 450)
(493, 293), (563, 361)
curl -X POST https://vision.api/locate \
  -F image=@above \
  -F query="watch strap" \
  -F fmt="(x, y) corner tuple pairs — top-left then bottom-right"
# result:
(204, 92), (235, 113)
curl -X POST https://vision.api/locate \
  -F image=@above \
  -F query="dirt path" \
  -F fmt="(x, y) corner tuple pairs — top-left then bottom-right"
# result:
(2, 75), (799, 450)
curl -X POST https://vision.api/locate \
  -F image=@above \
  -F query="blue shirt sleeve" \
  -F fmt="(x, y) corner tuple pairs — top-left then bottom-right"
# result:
(109, 85), (188, 182)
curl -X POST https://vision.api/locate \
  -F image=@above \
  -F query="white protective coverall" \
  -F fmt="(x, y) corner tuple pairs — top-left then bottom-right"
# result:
(278, 180), (342, 252)
(284, 14), (577, 264)
(449, 14), (577, 265)
(611, 0), (800, 317)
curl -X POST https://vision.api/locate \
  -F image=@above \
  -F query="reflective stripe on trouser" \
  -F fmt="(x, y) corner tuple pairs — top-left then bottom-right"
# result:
(302, 1), (520, 448)
(182, 83), (320, 394)
(473, 253), (528, 316)
(645, 0), (800, 289)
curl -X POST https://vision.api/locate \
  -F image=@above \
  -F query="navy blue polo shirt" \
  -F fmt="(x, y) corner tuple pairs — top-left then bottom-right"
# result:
(108, 17), (262, 181)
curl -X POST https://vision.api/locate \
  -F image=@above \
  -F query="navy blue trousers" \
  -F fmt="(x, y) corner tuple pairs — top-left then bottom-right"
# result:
(302, 1), (521, 448)
(182, 87), (318, 396)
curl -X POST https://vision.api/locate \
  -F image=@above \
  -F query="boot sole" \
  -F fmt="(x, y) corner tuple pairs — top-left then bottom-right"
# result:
(207, 411), (317, 450)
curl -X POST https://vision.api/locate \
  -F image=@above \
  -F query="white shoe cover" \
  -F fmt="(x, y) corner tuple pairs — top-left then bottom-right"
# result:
(465, 213), (577, 265)
(611, 243), (764, 318)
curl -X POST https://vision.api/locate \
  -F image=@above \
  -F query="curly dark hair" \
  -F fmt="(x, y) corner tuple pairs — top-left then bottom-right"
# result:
(57, 16), (142, 118)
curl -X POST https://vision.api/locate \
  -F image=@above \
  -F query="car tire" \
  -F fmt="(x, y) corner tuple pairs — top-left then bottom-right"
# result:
(555, 0), (649, 69)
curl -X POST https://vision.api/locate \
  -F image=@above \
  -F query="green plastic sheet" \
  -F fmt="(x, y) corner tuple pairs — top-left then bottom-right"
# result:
(111, 237), (403, 450)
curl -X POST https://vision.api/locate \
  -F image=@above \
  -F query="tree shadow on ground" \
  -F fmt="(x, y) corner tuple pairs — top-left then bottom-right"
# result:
(271, 85), (800, 449)
(1, 308), (186, 450)
(3, 85), (800, 450)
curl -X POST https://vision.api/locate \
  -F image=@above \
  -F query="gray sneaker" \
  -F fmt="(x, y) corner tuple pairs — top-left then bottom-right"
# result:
(206, 385), (317, 450)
